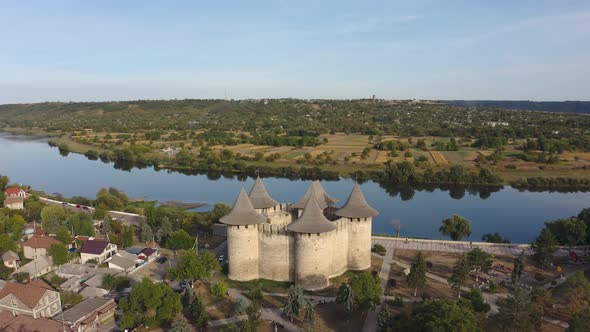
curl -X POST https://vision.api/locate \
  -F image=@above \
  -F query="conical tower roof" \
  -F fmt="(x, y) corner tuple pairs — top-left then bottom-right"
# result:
(335, 183), (378, 218)
(288, 189), (336, 233)
(291, 180), (338, 210)
(220, 188), (267, 226)
(249, 177), (279, 209)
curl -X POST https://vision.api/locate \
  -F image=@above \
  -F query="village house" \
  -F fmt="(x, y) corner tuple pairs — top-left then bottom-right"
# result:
(2, 251), (20, 269)
(4, 187), (28, 199)
(0, 280), (62, 319)
(14, 256), (54, 279)
(79, 239), (117, 264)
(0, 311), (62, 332)
(3, 197), (24, 210)
(106, 254), (136, 272)
(21, 235), (61, 259)
(61, 298), (116, 332)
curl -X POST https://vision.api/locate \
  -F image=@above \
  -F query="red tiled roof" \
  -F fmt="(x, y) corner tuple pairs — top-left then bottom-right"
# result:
(0, 311), (62, 332)
(21, 235), (60, 249)
(79, 239), (109, 255)
(0, 280), (54, 309)
(4, 187), (24, 196)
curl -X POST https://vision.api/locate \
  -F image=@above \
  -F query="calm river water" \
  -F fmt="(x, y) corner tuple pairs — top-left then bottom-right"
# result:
(0, 133), (588, 243)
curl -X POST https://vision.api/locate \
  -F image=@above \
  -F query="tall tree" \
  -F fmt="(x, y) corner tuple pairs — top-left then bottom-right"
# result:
(40, 205), (66, 234)
(241, 302), (262, 332)
(350, 271), (382, 310)
(564, 218), (587, 252)
(140, 221), (153, 243)
(466, 248), (493, 282)
(393, 299), (479, 331)
(496, 288), (542, 331)
(511, 251), (526, 283)
(336, 283), (355, 315)
(568, 308), (590, 332)
(439, 215), (472, 241)
(563, 271), (590, 316)
(188, 294), (209, 330)
(407, 252), (427, 297)
(169, 315), (191, 332)
(531, 228), (558, 267)
(48, 243), (69, 266)
(449, 254), (470, 298)
(120, 278), (182, 329)
(282, 286), (306, 322)
(168, 250), (220, 282)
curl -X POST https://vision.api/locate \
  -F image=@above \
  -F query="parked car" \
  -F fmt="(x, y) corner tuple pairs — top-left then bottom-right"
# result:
(218, 255), (224, 262)
(82, 206), (89, 210)
(75, 204), (81, 208)
(157, 256), (168, 264)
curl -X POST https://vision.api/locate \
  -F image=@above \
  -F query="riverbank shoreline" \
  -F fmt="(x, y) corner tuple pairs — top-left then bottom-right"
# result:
(4, 128), (590, 188)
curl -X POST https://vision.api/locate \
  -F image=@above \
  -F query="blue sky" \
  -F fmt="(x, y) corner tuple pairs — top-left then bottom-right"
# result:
(1, 0), (589, 103)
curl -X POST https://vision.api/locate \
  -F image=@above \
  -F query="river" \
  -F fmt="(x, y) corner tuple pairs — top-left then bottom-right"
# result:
(0, 133), (588, 243)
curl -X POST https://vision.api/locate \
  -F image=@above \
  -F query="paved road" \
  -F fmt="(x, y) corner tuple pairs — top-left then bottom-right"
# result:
(39, 196), (145, 226)
(372, 236), (537, 256)
(362, 249), (394, 332)
(208, 314), (248, 328)
(227, 288), (302, 331)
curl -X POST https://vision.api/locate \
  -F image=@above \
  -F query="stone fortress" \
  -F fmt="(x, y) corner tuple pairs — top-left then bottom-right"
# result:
(220, 177), (378, 290)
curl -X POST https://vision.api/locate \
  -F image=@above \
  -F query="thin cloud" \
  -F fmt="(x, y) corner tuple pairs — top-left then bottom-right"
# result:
(334, 15), (420, 34)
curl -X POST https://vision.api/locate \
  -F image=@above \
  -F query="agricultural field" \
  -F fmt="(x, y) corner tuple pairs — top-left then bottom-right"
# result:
(39, 127), (590, 182)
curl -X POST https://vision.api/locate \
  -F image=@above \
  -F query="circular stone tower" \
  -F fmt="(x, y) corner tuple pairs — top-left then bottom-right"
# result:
(288, 187), (337, 290)
(220, 188), (267, 281)
(334, 183), (379, 270)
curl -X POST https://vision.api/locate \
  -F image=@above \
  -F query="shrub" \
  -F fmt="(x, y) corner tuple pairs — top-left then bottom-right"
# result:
(534, 272), (545, 282)
(487, 279), (498, 293)
(392, 297), (404, 307)
(211, 281), (228, 298)
(388, 279), (397, 288)
(426, 261), (434, 269)
(371, 244), (386, 256)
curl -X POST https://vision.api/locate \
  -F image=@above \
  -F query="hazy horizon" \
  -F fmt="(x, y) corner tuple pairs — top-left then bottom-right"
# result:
(1, 0), (589, 103)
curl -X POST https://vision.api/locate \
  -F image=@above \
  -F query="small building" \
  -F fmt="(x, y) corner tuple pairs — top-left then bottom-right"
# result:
(21, 235), (61, 259)
(3, 197), (24, 210)
(61, 298), (116, 332)
(79, 239), (117, 264)
(0, 279), (62, 319)
(13, 255), (54, 279)
(4, 187), (28, 199)
(79, 286), (109, 299)
(56, 263), (93, 280)
(107, 255), (135, 272)
(139, 247), (158, 261)
(0, 311), (62, 332)
(60, 276), (82, 292)
(2, 251), (20, 269)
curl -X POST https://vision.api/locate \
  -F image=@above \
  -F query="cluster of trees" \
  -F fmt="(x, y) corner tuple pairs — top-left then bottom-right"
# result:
(472, 136), (507, 149)
(120, 278), (182, 329)
(517, 151), (560, 164)
(511, 177), (590, 190)
(432, 138), (459, 151)
(523, 137), (590, 153)
(4, 99), (590, 141)
(530, 208), (590, 266)
(384, 161), (502, 186)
